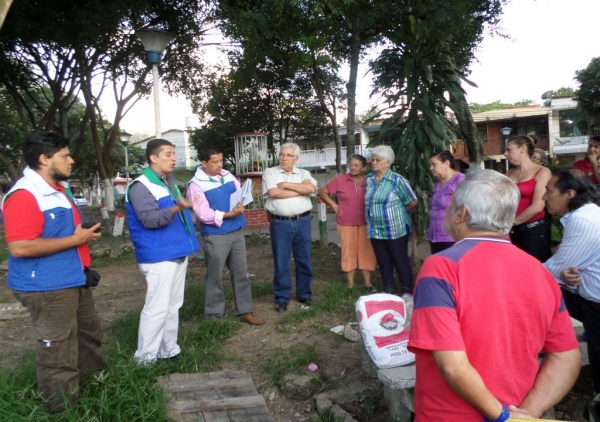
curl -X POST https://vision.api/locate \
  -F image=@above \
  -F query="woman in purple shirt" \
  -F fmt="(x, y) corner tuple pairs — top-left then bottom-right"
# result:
(428, 151), (465, 254)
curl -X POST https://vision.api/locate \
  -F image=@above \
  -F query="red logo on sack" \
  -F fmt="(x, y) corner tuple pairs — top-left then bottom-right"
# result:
(373, 329), (410, 348)
(364, 300), (405, 318)
(380, 313), (398, 331)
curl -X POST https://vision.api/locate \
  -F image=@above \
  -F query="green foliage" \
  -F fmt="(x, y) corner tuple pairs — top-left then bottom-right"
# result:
(575, 57), (600, 118)
(262, 342), (321, 387)
(469, 99), (535, 114)
(0, 282), (240, 420)
(370, 1), (506, 237)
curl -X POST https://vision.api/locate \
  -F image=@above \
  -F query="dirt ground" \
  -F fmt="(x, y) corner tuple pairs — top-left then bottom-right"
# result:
(0, 208), (594, 421)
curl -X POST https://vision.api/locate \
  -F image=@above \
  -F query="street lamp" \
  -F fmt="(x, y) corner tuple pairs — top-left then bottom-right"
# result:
(120, 131), (132, 183)
(501, 127), (512, 173)
(136, 27), (176, 139)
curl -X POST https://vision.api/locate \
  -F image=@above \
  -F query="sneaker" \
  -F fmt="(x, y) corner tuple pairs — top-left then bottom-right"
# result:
(275, 302), (288, 313)
(299, 297), (317, 306)
(401, 293), (413, 299)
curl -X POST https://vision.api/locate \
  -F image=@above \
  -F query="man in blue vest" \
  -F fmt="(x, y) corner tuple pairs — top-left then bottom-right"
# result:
(126, 139), (200, 363)
(2, 131), (106, 413)
(188, 147), (264, 325)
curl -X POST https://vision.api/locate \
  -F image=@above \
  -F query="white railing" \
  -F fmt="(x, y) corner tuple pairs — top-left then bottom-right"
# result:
(553, 134), (589, 147)
(297, 145), (371, 167)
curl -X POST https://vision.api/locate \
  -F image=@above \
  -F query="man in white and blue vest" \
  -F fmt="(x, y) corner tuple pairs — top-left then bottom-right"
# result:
(2, 131), (106, 413)
(126, 139), (200, 364)
(187, 147), (264, 325)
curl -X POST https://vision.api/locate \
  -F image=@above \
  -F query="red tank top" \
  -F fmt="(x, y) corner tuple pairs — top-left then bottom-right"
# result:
(515, 168), (545, 224)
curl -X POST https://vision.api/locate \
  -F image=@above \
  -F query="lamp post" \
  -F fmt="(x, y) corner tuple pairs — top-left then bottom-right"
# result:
(501, 127), (512, 173)
(136, 28), (176, 139)
(120, 131), (132, 184)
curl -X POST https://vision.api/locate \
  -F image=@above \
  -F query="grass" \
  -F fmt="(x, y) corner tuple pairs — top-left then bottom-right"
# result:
(0, 250), (8, 262)
(0, 281), (241, 421)
(246, 232), (268, 248)
(262, 342), (321, 387)
(91, 252), (138, 268)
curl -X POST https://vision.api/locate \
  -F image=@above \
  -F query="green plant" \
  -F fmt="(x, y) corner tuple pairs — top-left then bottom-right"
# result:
(359, 389), (385, 415)
(246, 232), (267, 248)
(91, 252), (137, 268)
(262, 342), (321, 387)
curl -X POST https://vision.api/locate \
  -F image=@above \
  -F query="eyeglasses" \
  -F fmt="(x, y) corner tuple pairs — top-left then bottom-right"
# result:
(279, 153), (296, 159)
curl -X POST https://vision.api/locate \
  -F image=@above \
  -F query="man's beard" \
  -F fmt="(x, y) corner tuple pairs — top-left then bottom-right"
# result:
(49, 165), (71, 182)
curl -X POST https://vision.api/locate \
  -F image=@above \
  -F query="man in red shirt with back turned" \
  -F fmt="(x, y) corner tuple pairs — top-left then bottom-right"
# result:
(2, 131), (105, 413)
(408, 170), (581, 421)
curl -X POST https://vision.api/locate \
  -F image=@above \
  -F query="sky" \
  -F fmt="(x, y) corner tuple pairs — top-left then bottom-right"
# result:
(106, 0), (600, 135)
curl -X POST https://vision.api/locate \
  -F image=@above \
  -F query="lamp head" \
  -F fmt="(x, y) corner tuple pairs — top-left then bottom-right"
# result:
(120, 131), (132, 146)
(136, 28), (176, 65)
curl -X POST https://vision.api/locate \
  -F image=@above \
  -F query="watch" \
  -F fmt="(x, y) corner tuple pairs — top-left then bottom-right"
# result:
(484, 403), (510, 422)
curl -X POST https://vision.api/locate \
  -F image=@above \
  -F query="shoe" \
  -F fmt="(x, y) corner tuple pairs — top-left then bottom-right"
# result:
(401, 293), (413, 299)
(275, 302), (288, 313)
(365, 286), (377, 293)
(240, 313), (265, 326)
(299, 297), (316, 306)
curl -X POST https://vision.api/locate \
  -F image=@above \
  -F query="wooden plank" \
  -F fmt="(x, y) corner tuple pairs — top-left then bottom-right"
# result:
(175, 390), (220, 401)
(217, 386), (260, 399)
(160, 377), (255, 393)
(202, 410), (231, 422)
(170, 395), (268, 412)
(181, 412), (207, 422)
(168, 373), (213, 382)
(227, 407), (275, 422)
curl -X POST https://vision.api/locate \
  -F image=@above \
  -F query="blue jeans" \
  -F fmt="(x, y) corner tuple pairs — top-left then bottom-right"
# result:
(270, 214), (313, 303)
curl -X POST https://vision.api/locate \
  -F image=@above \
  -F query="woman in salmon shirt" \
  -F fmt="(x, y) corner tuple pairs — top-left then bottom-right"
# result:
(504, 135), (552, 262)
(318, 154), (377, 292)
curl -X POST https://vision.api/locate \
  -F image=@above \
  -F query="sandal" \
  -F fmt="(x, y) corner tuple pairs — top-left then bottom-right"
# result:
(365, 286), (377, 293)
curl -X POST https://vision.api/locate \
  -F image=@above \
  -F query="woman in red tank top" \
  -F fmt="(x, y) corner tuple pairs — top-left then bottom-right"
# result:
(504, 135), (552, 262)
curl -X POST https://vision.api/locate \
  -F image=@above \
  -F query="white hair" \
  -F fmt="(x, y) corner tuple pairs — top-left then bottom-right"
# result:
(451, 170), (519, 236)
(280, 142), (301, 157)
(371, 145), (395, 164)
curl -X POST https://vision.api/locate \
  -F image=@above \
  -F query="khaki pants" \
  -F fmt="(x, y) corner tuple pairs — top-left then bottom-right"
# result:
(13, 286), (106, 413)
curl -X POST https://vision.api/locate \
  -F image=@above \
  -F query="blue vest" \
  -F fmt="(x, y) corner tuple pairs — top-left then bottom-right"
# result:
(2, 167), (86, 292)
(188, 168), (246, 236)
(126, 171), (199, 263)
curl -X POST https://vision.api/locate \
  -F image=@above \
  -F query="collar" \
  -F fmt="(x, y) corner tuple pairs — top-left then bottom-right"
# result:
(193, 165), (229, 182)
(277, 165), (300, 174)
(368, 168), (393, 180)
(458, 235), (511, 244)
(23, 166), (69, 196)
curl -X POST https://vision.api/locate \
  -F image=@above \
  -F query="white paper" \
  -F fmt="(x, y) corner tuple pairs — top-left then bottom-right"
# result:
(229, 179), (254, 210)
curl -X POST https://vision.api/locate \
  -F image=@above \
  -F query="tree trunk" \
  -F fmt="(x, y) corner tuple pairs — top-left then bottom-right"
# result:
(333, 123), (342, 175)
(0, 0), (13, 30)
(103, 178), (115, 211)
(345, 14), (361, 162)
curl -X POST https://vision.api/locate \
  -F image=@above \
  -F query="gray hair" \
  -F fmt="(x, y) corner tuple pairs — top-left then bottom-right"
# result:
(533, 148), (547, 165)
(280, 142), (301, 157)
(451, 170), (519, 236)
(371, 145), (395, 164)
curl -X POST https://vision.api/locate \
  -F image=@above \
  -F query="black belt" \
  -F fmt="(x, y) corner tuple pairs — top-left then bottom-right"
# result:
(271, 211), (311, 220)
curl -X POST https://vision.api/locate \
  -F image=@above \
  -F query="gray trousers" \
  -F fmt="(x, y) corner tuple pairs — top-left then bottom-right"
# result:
(199, 228), (252, 317)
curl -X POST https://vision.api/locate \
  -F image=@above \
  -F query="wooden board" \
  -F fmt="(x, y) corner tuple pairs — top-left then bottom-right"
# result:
(156, 371), (274, 422)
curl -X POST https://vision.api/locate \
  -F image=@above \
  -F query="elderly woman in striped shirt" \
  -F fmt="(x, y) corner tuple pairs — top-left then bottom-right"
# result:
(365, 145), (418, 297)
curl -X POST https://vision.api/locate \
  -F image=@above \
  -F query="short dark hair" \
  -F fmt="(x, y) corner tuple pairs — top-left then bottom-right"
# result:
(347, 154), (367, 168)
(24, 131), (71, 170)
(553, 168), (600, 211)
(430, 150), (456, 168)
(146, 139), (173, 164)
(199, 147), (222, 163)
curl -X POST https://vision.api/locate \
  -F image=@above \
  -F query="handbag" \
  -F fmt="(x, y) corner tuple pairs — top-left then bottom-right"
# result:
(84, 268), (101, 287)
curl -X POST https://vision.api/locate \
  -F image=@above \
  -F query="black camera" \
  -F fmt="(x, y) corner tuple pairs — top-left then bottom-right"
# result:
(82, 221), (101, 233)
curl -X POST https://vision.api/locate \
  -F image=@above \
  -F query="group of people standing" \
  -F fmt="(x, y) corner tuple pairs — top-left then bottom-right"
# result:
(3, 129), (600, 418)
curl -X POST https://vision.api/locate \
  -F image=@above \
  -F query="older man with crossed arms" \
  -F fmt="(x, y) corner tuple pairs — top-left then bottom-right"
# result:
(408, 170), (581, 421)
(262, 142), (317, 313)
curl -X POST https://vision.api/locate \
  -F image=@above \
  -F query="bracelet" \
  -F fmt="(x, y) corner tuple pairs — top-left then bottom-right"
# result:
(484, 403), (510, 422)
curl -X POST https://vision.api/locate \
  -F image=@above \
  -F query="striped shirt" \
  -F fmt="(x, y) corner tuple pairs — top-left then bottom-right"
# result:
(544, 203), (600, 302)
(365, 169), (417, 239)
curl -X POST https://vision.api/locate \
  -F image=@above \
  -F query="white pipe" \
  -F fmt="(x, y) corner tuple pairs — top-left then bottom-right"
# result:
(152, 64), (162, 139)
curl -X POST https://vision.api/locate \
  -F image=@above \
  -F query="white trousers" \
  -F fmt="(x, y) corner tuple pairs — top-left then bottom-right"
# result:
(134, 258), (188, 363)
